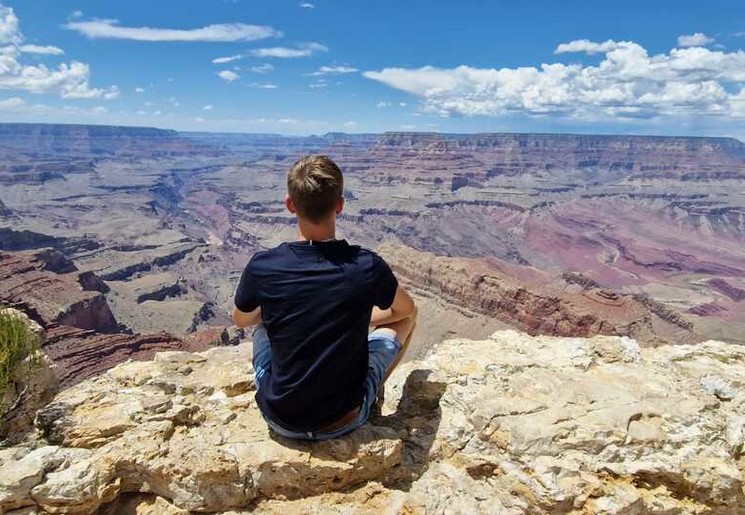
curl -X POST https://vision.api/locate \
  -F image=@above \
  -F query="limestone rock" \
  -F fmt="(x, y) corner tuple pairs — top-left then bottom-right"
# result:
(1, 330), (744, 513)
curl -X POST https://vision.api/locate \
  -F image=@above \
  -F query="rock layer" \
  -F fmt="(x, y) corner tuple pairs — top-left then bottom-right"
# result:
(1, 330), (744, 513)
(0, 249), (211, 389)
(0, 249), (118, 332)
(379, 242), (695, 345)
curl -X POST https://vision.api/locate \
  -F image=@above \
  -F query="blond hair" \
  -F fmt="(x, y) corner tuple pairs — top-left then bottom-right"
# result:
(287, 155), (343, 223)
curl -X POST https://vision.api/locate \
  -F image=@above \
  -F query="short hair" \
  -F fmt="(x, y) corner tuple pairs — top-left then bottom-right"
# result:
(287, 155), (343, 223)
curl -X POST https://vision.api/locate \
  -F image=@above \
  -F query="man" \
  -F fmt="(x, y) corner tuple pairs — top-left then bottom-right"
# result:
(232, 155), (417, 440)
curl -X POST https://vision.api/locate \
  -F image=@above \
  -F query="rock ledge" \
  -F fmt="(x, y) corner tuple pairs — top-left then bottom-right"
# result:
(1, 330), (744, 514)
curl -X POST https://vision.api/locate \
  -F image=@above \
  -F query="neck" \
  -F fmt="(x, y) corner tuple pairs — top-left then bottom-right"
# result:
(296, 216), (336, 242)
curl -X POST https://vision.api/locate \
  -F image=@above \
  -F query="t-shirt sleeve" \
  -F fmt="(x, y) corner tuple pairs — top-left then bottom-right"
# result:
(372, 254), (399, 310)
(234, 259), (260, 312)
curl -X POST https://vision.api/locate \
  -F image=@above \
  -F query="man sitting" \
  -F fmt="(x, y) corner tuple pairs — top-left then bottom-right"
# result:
(232, 155), (417, 440)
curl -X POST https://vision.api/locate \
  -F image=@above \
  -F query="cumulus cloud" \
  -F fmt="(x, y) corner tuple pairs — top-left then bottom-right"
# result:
(300, 2), (315, 8)
(555, 39), (627, 55)
(134, 86), (144, 93)
(364, 39), (745, 121)
(65, 19), (282, 42)
(307, 65), (358, 76)
(251, 42), (327, 58)
(677, 33), (714, 48)
(0, 4), (117, 99)
(217, 70), (240, 82)
(250, 63), (274, 73)
(212, 54), (244, 64)
(203, 104), (213, 110)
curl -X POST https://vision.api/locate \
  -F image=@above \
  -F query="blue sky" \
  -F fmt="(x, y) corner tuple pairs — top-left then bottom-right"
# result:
(0, 0), (743, 137)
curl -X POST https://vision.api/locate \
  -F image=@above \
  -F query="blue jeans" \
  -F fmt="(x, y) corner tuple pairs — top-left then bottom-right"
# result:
(252, 325), (401, 441)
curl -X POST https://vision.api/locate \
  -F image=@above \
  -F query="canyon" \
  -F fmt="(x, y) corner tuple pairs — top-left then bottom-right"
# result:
(1, 123), (744, 512)
(2, 124), (743, 354)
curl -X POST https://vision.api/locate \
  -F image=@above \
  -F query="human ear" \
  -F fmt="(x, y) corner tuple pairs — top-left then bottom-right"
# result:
(285, 194), (297, 214)
(336, 197), (344, 215)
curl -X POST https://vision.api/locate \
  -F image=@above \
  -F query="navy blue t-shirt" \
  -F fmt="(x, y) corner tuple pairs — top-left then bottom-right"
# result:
(234, 239), (398, 432)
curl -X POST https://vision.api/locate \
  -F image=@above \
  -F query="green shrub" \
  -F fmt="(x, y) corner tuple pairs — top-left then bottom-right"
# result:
(0, 308), (41, 403)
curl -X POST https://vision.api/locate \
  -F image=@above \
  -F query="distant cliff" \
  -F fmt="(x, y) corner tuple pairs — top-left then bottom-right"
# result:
(0, 123), (214, 159)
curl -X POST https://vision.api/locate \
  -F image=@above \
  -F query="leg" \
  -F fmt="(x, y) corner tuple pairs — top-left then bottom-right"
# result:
(251, 325), (272, 388)
(373, 306), (417, 383)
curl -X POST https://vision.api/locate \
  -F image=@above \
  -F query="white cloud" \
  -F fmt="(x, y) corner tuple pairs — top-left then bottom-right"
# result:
(343, 120), (358, 129)
(308, 82), (327, 88)
(135, 109), (146, 115)
(134, 86), (144, 93)
(251, 42), (327, 58)
(19, 44), (64, 55)
(203, 104), (213, 110)
(0, 4), (117, 99)
(68, 10), (83, 20)
(307, 65), (358, 76)
(300, 2), (315, 8)
(555, 39), (627, 55)
(65, 19), (282, 42)
(152, 110), (162, 116)
(144, 101), (156, 106)
(677, 32), (714, 48)
(0, 97), (112, 117)
(0, 96), (24, 109)
(376, 101), (390, 108)
(364, 40), (745, 121)
(212, 54), (244, 64)
(195, 116), (205, 122)
(248, 82), (277, 89)
(250, 63), (274, 73)
(217, 70), (240, 82)
(0, 4), (21, 45)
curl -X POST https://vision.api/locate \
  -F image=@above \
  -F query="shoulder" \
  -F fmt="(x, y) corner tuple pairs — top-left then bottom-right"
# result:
(245, 244), (287, 272)
(352, 246), (391, 271)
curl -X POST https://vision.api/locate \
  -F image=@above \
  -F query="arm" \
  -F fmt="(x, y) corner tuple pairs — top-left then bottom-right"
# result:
(371, 284), (415, 326)
(232, 306), (262, 329)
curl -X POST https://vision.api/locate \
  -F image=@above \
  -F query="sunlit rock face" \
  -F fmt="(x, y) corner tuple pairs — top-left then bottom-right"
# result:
(1, 330), (744, 514)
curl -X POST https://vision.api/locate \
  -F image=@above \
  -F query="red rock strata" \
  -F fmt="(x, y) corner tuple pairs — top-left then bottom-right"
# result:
(379, 243), (695, 346)
(42, 325), (183, 388)
(0, 249), (213, 388)
(0, 249), (118, 331)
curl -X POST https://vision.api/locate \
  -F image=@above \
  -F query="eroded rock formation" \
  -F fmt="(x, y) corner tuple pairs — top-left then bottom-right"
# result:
(0, 249), (118, 332)
(1, 331), (744, 514)
(379, 243), (696, 346)
(0, 249), (212, 389)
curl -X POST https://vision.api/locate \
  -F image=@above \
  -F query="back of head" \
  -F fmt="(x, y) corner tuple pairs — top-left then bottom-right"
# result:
(287, 155), (344, 223)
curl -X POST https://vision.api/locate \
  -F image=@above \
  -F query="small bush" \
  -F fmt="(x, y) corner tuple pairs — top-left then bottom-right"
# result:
(0, 308), (41, 403)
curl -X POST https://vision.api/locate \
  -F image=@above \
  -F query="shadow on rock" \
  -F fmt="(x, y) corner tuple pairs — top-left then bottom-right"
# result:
(267, 368), (447, 492)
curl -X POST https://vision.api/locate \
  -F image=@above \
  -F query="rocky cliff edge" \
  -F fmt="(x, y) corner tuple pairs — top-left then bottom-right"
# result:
(1, 330), (745, 514)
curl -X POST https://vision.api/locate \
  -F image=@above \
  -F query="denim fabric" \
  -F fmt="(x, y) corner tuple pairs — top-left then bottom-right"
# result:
(252, 325), (401, 441)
